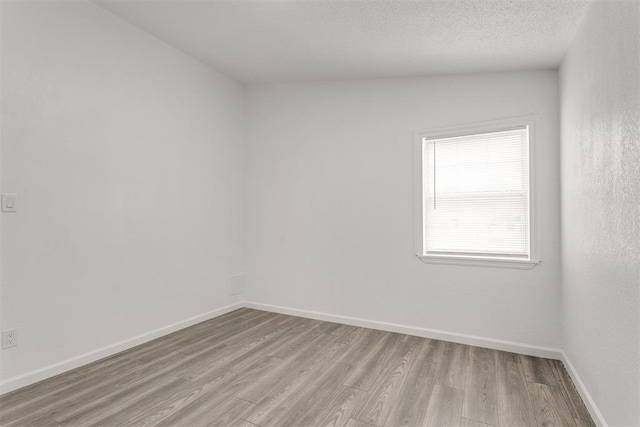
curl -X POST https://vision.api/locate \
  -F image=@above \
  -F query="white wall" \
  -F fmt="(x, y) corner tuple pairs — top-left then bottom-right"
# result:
(560, 0), (640, 425)
(0, 1), (244, 389)
(245, 71), (562, 350)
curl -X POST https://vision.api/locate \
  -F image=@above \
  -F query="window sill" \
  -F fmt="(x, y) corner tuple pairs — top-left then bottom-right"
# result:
(416, 254), (540, 270)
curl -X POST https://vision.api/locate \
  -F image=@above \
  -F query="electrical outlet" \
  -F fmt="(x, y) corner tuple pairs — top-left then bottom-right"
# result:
(2, 329), (17, 349)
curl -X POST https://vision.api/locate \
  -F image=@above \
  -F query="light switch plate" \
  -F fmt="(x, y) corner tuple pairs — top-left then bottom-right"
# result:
(1, 194), (17, 212)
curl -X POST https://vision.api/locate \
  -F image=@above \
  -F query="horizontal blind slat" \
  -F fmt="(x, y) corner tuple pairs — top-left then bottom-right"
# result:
(424, 126), (530, 257)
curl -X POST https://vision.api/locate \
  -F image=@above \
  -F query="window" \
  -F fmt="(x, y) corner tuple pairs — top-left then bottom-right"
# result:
(415, 118), (540, 269)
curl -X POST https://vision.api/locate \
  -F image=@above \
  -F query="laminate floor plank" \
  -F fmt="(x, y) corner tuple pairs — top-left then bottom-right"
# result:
(527, 382), (576, 427)
(343, 333), (406, 391)
(459, 417), (493, 427)
(205, 356), (283, 395)
(155, 396), (254, 427)
(2, 351), (190, 426)
(496, 360), (538, 426)
(334, 328), (367, 346)
(462, 347), (498, 426)
(383, 359), (440, 427)
(437, 342), (471, 390)
(223, 317), (313, 373)
(240, 353), (341, 425)
(173, 343), (230, 381)
(130, 358), (276, 427)
(422, 385), (464, 427)
(2, 413), (62, 427)
(313, 385), (367, 427)
(2, 350), (179, 425)
(520, 354), (561, 386)
(314, 320), (344, 335)
(267, 321), (331, 360)
(174, 309), (275, 345)
(229, 420), (260, 427)
(258, 362), (353, 427)
(418, 338), (447, 363)
(239, 337), (349, 424)
(143, 376), (243, 426)
(222, 312), (291, 339)
(210, 307), (275, 327)
(346, 418), (378, 427)
(160, 309), (250, 344)
(159, 354), (283, 426)
(56, 375), (188, 426)
(353, 341), (420, 426)
(552, 360), (595, 424)
(83, 375), (205, 427)
(0, 372), (84, 423)
(85, 350), (188, 385)
(574, 417), (597, 427)
(495, 350), (521, 364)
(339, 329), (389, 366)
(177, 312), (288, 356)
(0, 309), (595, 427)
(123, 309), (271, 363)
(73, 351), (140, 377)
(331, 324), (362, 339)
(234, 333), (337, 404)
(217, 307), (257, 321)
(175, 317), (294, 382)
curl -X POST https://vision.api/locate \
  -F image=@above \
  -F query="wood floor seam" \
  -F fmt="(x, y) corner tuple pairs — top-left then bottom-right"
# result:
(0, 308), (596, 427)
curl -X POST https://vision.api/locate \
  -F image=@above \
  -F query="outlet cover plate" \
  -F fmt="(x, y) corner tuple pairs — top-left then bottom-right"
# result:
(2, 329), (17, 349)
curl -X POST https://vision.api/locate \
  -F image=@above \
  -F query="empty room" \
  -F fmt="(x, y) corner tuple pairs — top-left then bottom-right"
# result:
(0, 0), (638, 426)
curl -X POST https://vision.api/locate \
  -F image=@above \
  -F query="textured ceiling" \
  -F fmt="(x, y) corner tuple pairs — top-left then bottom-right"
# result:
(94, 0), (592, 83)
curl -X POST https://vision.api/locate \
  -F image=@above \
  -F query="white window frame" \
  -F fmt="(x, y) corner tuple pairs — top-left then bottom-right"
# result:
(414, 116), (541, 269)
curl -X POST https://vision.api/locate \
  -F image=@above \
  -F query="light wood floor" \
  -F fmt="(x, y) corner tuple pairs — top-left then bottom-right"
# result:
(0, 308), (594, 427)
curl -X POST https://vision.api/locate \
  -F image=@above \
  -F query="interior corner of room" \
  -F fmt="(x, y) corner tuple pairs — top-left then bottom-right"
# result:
(0, 0), (638, 426)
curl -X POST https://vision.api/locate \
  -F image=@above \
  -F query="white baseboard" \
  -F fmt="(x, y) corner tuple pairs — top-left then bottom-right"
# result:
(0, 302), (243, 395)
(246, 301), (608, 425)
(243, 301), (564, 360)
(560, 351), (607, 427)
(0, 299), (605, 427)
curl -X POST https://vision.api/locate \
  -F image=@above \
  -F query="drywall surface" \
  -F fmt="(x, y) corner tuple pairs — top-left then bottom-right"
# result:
(0, 1), (244, 385)
(94, 0), (591, 83)
(245, 71), (562, 349)
(560, 1), (640, 425)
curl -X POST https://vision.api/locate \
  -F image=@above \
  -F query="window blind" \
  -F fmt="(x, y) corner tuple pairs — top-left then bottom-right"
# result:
(423, 126), (530, 259)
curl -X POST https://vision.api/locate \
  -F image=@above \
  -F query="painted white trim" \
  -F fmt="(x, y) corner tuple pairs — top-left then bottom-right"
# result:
(560, 351), (608, 427)
(417, 254), (540, 269)
(0, 302), (243, 395)
(0, 299), (606, 427)
(413, 130), (426, 256)
(244, 301), (562, 360)
(413, 115), (542, 268)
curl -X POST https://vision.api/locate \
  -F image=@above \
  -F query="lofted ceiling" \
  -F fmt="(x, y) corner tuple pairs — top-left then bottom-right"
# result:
(94, 0), (592, 83)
